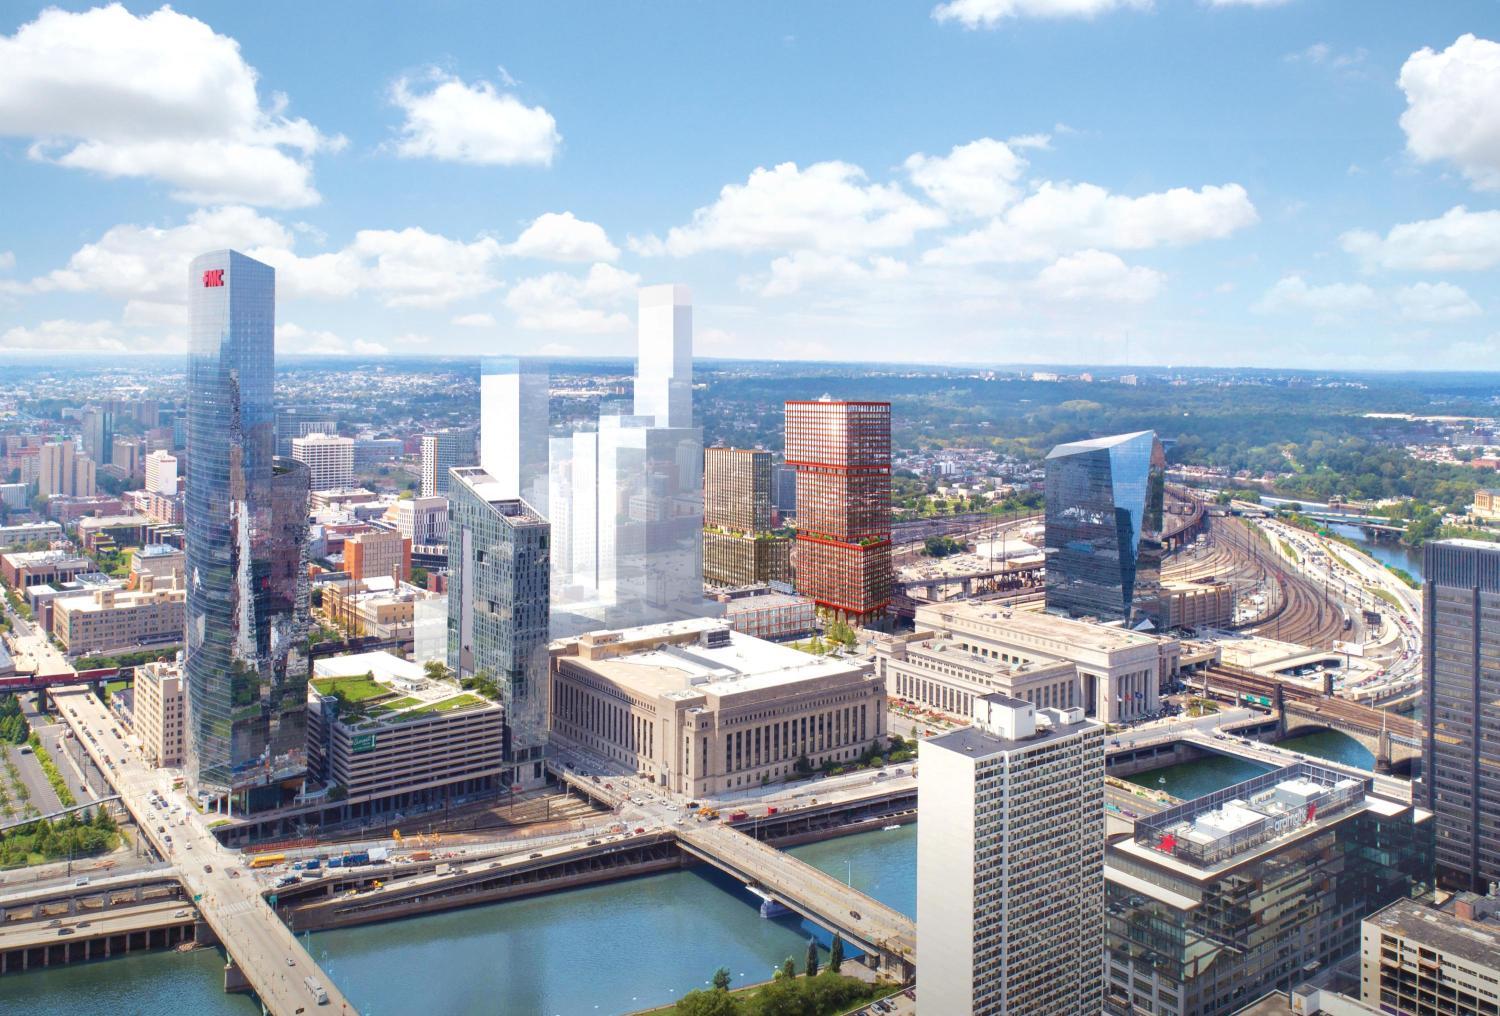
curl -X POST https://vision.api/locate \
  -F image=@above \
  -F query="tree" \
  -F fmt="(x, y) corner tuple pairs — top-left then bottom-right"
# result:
(675, 990), (741, 1016)
(780, 957), (796, 981)
(805, 939), (819, 978)
(829, 933), (844, 974)
(712, 967), (732, 992)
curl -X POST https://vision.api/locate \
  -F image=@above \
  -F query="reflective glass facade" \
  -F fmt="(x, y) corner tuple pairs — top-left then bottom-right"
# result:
(448, 468), (552, 777)
(1105, 768), (1432, 1016)
(1422, 540), (1500, 893)
(1044, 430), (1165, 627)
(185, 250), (311, 800)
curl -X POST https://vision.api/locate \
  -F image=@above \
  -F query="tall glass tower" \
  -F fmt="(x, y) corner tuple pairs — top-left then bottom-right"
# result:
(1044, 430), (1165, 628)
(185, 250), (311, 807)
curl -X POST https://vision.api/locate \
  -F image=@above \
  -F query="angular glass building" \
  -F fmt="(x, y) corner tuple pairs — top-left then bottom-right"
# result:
(447, 466), (552, 786)
(1422, 539), (1500, 893)
(1044, 430), (1166, 628)
(186, 250), (312, 807)
(1104, 763), (1432, 1016)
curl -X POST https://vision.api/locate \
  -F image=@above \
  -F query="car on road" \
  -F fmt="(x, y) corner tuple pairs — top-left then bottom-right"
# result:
(529, 852), (543, 859)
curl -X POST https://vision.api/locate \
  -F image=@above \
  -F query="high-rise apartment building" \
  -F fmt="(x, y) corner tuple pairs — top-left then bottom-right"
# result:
(344, 527), (411, 583)
(144, 449), (178, 496)
(134, 659), (186, 769)
(480, 356), (549, 510)
(703, 448), (791, 587)
(291, 432), (355, 491)
(1044, 429), (1166, 628)
(549, 285), (711, 634)
(420, 428), (477, 497)
(1104, 762), (1431, 1016)
(784, 398), (892, 622)
(1423, 539), (1500, 893)
(1362, 893), (1500, 1016)
(37, 441), (96, 498)
(447, 466), (551, 786)
(918, 695), (1105, 1015)
(185, 250), (312, 807)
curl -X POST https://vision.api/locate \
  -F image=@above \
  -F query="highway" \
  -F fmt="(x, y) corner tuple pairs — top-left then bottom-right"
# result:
(51, 684), (357, 1015)
(0, 897), (194, 951)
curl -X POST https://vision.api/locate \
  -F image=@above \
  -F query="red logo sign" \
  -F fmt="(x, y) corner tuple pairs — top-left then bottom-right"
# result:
(203, 269), (224, 288)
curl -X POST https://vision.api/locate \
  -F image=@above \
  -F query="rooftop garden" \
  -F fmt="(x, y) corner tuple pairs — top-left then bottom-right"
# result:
(310, 673), (386, 703)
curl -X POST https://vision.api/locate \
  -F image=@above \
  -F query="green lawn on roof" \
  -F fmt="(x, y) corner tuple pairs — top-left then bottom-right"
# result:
(399, 693), (484, 720)
(310, 675), (387, 703)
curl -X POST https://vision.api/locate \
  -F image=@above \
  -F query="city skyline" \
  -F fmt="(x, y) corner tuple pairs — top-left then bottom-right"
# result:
(0, 3), (1497, 370)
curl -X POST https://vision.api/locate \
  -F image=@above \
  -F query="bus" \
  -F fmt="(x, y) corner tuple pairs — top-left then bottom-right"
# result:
(249, 853), (286, 869)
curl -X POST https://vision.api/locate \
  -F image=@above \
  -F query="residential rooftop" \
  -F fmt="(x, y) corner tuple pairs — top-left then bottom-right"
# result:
(925, 701), (1099, 757)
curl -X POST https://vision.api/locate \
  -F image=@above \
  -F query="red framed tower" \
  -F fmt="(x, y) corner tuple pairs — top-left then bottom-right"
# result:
(784, 398), (892, 621)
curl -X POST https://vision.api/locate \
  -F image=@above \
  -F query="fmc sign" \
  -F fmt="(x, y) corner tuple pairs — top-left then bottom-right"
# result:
(202, 269), (225, 287)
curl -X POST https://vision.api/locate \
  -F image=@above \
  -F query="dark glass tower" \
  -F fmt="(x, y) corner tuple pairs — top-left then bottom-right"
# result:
(447, 466), (551, 786)
(1044, 430), (1165, 628)
(185, 250), (311, 806)
(1422, 539), (1500, 893)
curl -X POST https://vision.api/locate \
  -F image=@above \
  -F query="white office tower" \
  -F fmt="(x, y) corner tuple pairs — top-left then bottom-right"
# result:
(917, 694), (1106, 1015)
(480, 356), (550, 511)
(548, 285), (714, 635)
(144, 449), (178, 496)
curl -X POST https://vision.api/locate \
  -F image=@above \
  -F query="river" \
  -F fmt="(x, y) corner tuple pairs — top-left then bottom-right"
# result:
(1123, 728), (1377, 800)
(1255, 497), (1423, 584)
(7, 825), (919, 1016)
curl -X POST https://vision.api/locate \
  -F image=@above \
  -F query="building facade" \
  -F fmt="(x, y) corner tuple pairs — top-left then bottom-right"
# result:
(0, 521), (63, 551)
(703, 448), (792, 587)
(37, 441), (96, 498)
(144, 449), (178, 496)
(51, 576), (185, 656)
(900, 600), (1173, 722)
(1044, 429), (1166, 627)
(291, 433), (355, 491)
(1105, 763), (1432, 1016)
(344, 527), (411, 583)
(386, 494), (449, 548)
(307, 653), (507, 813)
(549, 617), (885, 798)
(447, 467), (551, 785)
(134, 659), (186, 768)
(717, 587), (817, 641)
(420, 429), (476, 498)
(918, 696), (1105, 1015)
(1422, 539), (1500, 893)
(480, 356), (549, 510)
(784, 398), (892, 622)
(1, 549), (90, 588)
(1362, 894), (1500, 1016)
(185, 249), (312, 806)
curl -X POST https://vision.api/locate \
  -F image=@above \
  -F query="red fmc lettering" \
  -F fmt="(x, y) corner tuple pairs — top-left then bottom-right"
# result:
(202, 269), (225, 287)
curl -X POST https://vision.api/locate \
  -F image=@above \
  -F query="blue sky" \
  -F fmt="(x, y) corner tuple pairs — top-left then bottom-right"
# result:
(1, 0), (1498, 368)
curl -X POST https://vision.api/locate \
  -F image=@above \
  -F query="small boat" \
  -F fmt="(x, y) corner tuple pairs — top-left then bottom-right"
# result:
(882, 824), (902, 831)
(1158, 776), (1167, 786)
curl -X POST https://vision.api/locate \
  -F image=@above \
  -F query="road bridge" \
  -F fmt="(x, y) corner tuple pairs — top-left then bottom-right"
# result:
(678, 823), (914, 979)
(0, 794), (123, 833)
(52, 686), (358, 1014)
(0, 865), (182, 923)
(0, 897), (197, 974)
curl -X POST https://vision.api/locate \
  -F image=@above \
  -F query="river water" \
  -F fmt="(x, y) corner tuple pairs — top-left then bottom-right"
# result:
(8, 826), (918, 1016)
(1123, 728), (1378, 800)
(1257, 497), (1424, 584)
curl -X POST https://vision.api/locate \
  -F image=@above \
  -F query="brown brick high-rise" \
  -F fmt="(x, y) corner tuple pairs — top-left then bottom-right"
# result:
(703, 448), (791, 587)
(784, 399), (892, 621)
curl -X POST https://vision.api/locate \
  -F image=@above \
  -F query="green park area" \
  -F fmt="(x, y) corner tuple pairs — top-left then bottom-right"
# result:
(310, 673), (388, 703)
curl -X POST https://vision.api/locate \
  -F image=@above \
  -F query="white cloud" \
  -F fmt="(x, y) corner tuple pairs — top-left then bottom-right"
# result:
(0, 4), (340, 207)
(26, 207), (504, 310)
(1341, 206), (1500, 272)
(0, 318), (129, 353)
(1206, 0), (1293, 7)
(1399, 34), (1500, 191)
(452, 312), (496, 327)
(1396, 282), (1481, 322)
(390, 71), (560, 166)
(505, 212), (619, 262)
(278, 322), (388, 356)
(0, 251), (14, 271)
(1285, 42), (1366, 73)
(759, 252), (908, 297)
(932, 0), (1150, 29)
(504, 263), (640, 333)
(123, 300), (187, 327)
(1034, 250), (1164, 302)
(634, 160), (946, 257)
(905, 138), (1030, 218)
(1253, 275), (1377, 317)
(927, 181), (1257, 264)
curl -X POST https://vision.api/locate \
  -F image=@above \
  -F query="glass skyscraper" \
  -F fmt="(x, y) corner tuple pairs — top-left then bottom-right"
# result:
(447, 466), (552, 786)
(1422, 539), (1500, 893)
(185, 250), (312, 807)
(1044, 429), (1166, 628)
